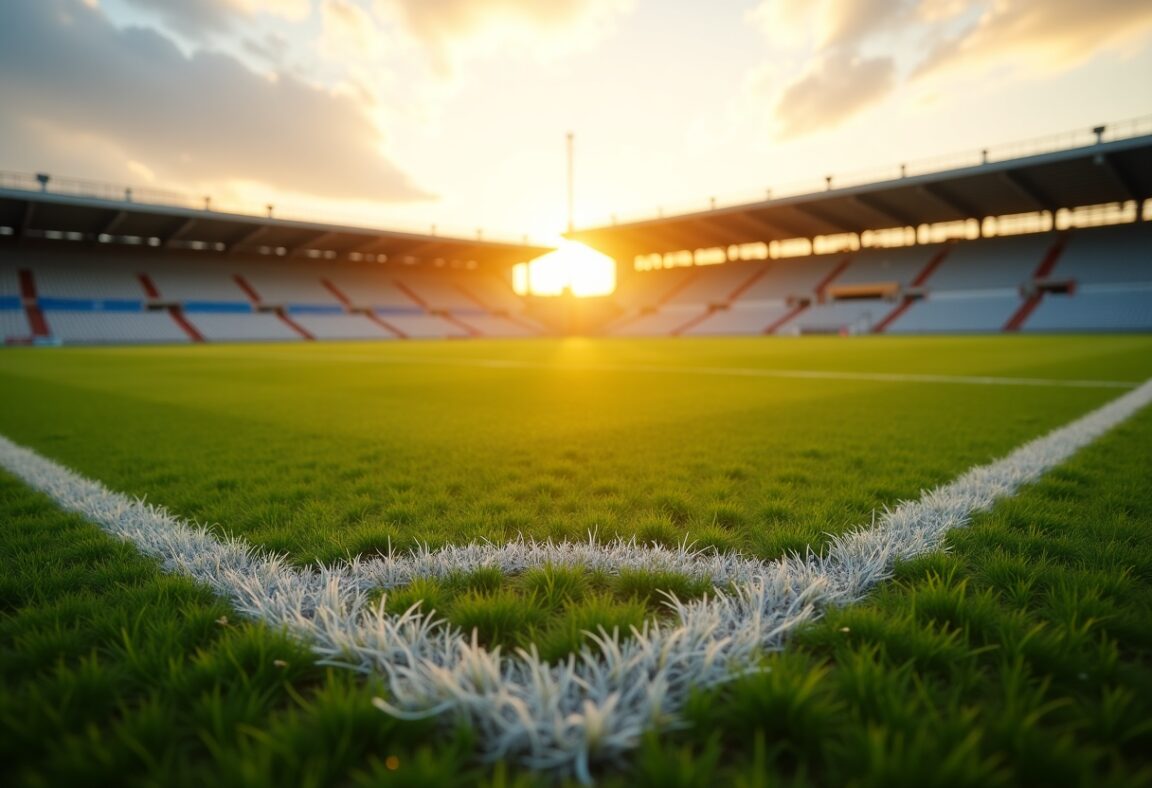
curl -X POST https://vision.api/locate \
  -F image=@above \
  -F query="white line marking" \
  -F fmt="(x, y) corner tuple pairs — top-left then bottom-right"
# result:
(225, 350), (1139, 389)
(2, 379), (1150, 782)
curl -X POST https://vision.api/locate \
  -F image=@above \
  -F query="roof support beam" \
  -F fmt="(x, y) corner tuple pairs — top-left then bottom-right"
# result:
(790, 202), (862, 234)
(389, 239), (451, 261)
(226, 224), (271, 254)
(698, 212), (774, 243)
(849, 193), (917, 228)
(640, 223), (729, 254)
(737, 210), (809, 239)
(286, 230), (339, 256)
(163, 216), (198, 248)
(665, 220), (738, 250)
(17, 201), (36, 237)
(1094, 153), (1142, 202)
(100, 210), (128, 236)
(917, 183), (982, 221)
(998, 171), (1056, 212)
(692, 215), (774, 246)
(347, 236), (391, 255)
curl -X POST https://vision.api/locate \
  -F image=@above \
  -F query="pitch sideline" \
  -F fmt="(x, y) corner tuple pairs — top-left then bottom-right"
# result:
(2, 379), (1151, 781)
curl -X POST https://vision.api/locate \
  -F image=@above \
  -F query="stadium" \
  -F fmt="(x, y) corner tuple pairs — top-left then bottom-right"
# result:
(2, 1), (1152, 786)
(2, 122), (1151, 345)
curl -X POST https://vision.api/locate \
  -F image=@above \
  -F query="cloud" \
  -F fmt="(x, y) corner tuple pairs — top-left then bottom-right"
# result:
(748, 0), (1152, 138)
(773, 52), (896, 139)
(750, 0), (915, 52)
(379, 0), (634, 73)
(820, 0), (916, 50)
(914, 0), (1152, 79)
(123, 0), (311, 36)
(124, 0), (234, 34)
(0, 0), (429, 202)
(321, 0), (389, 60)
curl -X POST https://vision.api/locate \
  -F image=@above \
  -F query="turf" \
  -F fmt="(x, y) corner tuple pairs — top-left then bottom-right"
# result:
(2, 335), (1152, 784)
(0, 336), (1145, 567)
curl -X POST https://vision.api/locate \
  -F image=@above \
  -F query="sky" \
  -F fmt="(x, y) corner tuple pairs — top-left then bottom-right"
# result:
(1, 0), (1151, 245)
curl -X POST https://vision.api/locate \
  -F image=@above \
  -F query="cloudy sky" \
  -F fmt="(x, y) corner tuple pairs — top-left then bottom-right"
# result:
(2, 0), (1150, 242)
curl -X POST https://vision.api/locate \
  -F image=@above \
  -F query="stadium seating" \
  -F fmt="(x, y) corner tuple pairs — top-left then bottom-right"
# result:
(400, 273), (480, 311)
(788, 299), (893, 335)
(922, 235), (1049, 293)
(184, 312), (303, 342)
(41, 310), (191, 344)
(0, 305), (31, 342)
(33, 261), (145, 300)
(611, 304), (704, 336)
(1045, 223), (1151, 285)
(607, 227), (1151, 336)
(0, 266), (20, 298)
(377, 312), (471, 338)
(1023, 286), (1152, 332)
(682, 300), (793, 336)
(239, 265), (344, 307)
(738, 255), (847, 301)
(4, 223), (1149, 343)
(663, 262), (762, 305)
(0, 247), (552, 344)
(886, 293), (1024, 334)
(149, 265), (249, 302)
(835, 245), (945, 287)
(288, 313), (398, 340)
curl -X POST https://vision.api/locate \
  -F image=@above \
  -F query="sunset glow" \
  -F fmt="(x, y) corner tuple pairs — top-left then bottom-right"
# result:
(4, 2), (1150, 242)
(513, 241), (616, 297)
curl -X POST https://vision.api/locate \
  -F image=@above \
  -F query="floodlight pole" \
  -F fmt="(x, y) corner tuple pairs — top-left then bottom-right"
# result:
(566, 132), (574, 234)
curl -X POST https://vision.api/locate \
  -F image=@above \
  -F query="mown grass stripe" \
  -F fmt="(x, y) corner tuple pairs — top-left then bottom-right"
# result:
(2, 379), (1150, 782)
(235, 350), (1139, 388)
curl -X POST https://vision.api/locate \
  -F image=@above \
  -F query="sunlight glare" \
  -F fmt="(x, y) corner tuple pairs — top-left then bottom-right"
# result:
(513, 241), (616, 297)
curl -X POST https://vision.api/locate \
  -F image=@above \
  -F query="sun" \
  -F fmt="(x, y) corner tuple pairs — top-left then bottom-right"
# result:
(512, 241), (616, 297)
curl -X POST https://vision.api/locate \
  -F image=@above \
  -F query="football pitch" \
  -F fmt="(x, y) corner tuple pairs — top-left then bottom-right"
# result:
(2, 336), (1151, 786)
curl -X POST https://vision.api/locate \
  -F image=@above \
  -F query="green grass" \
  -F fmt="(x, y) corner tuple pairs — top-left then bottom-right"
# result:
(2, 335), (1152, 784)
(0, 336), (1146, 565)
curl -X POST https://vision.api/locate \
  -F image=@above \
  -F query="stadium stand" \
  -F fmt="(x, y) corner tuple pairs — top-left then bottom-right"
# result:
(2, 220), (1149, 344)
(604, 224), (1152, 336)
(2, 123), (1148, 343)
(0, 246), (546, 344)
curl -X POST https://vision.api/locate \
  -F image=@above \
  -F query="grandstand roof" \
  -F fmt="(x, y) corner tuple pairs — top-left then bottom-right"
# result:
(567, 133), (1152, 260)
(0, 187), (552, 268)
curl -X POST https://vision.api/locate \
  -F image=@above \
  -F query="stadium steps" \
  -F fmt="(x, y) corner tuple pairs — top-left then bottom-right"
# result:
(454, 283), (541, 334)
(234, 273), (313, 341)
(366, 312), (409, 338)
(138, 273), (204, 343)
(276, 312), (315, 341)
(725, 262), (772, 304)
(672, 262), (778, 336)
(17, 269), (50, 338)
(872, 247), (953, 334)
(1004, 234), (1069, 332)
(763, 301), (809, 334)
(393, 280), (480, 337)
(321, 277), (407, 338)
(814, 255), (854, 302)
(669, 308), (713, 336)
(765, 254), (853, 334)
(168, 306), (206, 342)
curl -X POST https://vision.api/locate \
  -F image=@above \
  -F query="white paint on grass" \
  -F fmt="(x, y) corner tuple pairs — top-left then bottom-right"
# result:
(2, 378), (1151, 781)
